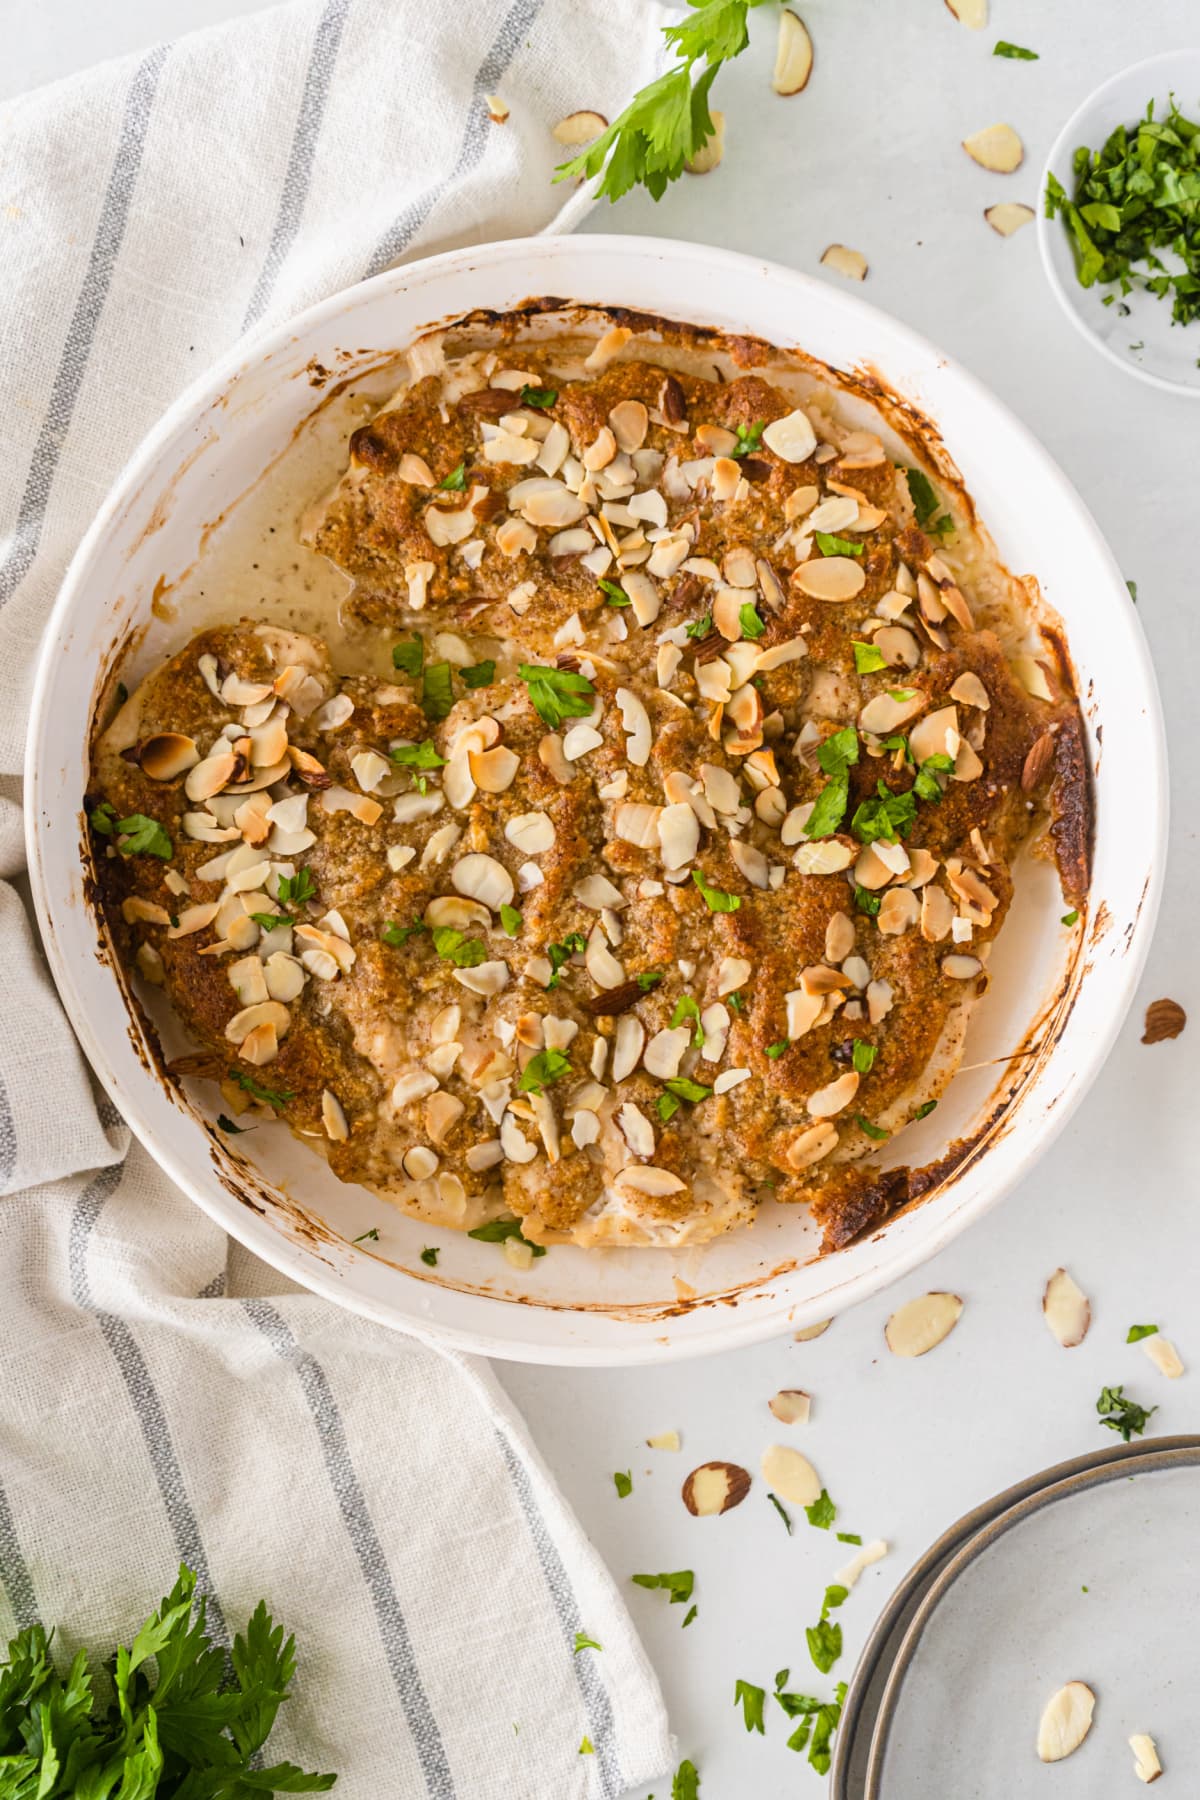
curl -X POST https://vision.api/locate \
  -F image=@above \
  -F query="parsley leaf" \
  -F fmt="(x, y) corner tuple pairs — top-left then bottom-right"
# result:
(518, 1048), (572, 1094)
(766, 1039), (791, 1059)
(1127, 1324), (1159, 1343)
(685, 613), (713, 639)
(815, 530), (864, 558)
(638, 970), (665, 991)
(632, 1569), (695, 1606)
(818, 726), (860, 775)
(853, 639), (887, 675)
(353, 1228), (379, 1244)
(994, 39), (1038, 58)
(734, 1678), (766, 1734)
(420, 1246), (439, 1266)
(439, 461), (467, 491)
(421, 660), (454, 721)
(837, 1531), (863, 1545)
(389, 739), (446, 769)
(806, 1618), (843, 1676)
(692, 869), (741, 912)
(1061, 908), (1080, 926)
(851, 780), (918, 844)
(573, 1630), (602, 1653)
(613, 1470), (633, 1499)
(664, 1076), (712, 1105)
(856, 1115), (889, 1141)
(467, 1216), (546, 1257)
(519, 384), (557, 409)
(1096, 1383), (1157, 1442)
(580, 1735), (594, 1755)
(430, 926), (487, 967)
(806, 1490), (837, 1530)
(804, 777), (849, 840)
(216, 1113), (246, 1133)
(546, 930), (587, 985)
(739, 602), (766, 639)
(732, 420), (764, 458)
(904, 466), (953, 538)
(851, 1039), (877, 1074)
(230, 1070), (294, 1108)
(670, 994), (705, 1046)
(599, 578), (630, 606)
(767, 1492), (793, 1533)
(517, 662), (595, 729)
(98, 810), (173, 859)
(459, 659), (495, 688)
(913, 1098), (938, 1121)
(392, 635), (425, 676)
(381, 918), (427, 947)
(500, 903), (523, 936)
(672, 1758), (700, 1800)
(854, 885), (881, 916)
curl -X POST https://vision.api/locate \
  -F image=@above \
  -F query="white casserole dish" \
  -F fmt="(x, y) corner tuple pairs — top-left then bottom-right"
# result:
(25, 234), (1165, 1364)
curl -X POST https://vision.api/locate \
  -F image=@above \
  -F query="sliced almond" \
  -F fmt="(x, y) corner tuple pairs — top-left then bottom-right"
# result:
(885, 1292), (963, 1357)
(786, 1121), (838, 1170)
(682, 1460), (750, 1516)
(760, 1443), (821, 1506)
(944, 0), (986, 24)
(1130, 1733), (1163, 1783)
(794, 1318), (832, 1342)
(807, 1070), (859, 1119)
(1042, 1268), (1091, 1349)
(647, 1430), (681, 1452)
(1037, 1681), (1095, 1763)
(1142, 1334), (1184, 1379)
(452, 852), (514, 911)
(761, 408), (817, 465)
(321, 1089), (349, 1142)
(820, 244), (868, 281)
(552, 108), (608, 146)
(1142, 998), (1186, 1044)
(139, 733), (200, 780)
(985, 201), (1035, 237)
(963, 122), (1024, 174)
(772, 8), (813, 94)
(684, 111), (725, 175)
(793, 556), (865, 601)
(768, 1389), (811, 1426)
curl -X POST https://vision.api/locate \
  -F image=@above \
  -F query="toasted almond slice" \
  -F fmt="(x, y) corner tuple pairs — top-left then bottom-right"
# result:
(1143, 1334), (1185, 1379)
(1130, 1733), (1163, 1783)
(1037, 1682), (1095, 1763)
(647, 1430), (681, 1452)
(944, 0), (986, 25)
(794, 1318), (832, 1342)
(225, 999), (290, 1048)
(1142, 997), (1187, 1044)
(963, 122), (1024, 174)
(942, 953), (983, 980)
(322, 1089), (349, 1142)
(886, 1292), (963, 1357)
(684, 111), (725, 175)
(762, 408), (817, 465)
(1042, 1268), (1091, 1348)
(772, 7), (813, 93)
(768, 1389), (811, 1425)
(485, 94), (510, 124)
(985, 201), (1035, 237)
(452, 852), (514, 911)
(807, 1070), (859, 1118)
(786, 1121), (838, 1170)
(682, 1460), (750, 1516)
(793, 556), (865, 601)
(760, 1443), (820, 1505)
(821, 243), (868, 281)
(139, 733), (200, 780)
(552, 108), (608, 146)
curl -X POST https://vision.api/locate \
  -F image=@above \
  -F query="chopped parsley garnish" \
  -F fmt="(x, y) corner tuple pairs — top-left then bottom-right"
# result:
(685, 613), (713, 639)
(806, 1618), (843, 1676)
(805, 1490), (837, 1531)
(851, 1039), (877, 1074)
(420, 1246), (439, 1266)
(767, 1492), (793, 1533)
(913, 1098), (938, 1121)
(579, 1736), (594, 1756)
(599, 578), (630, 606)
(517, 662), (595, 729)
(249, 911), (288, 933)
(672, 1759), (700, 1800)
(439, 461), (467, 491)
(681, 1605), (698, 1629)
(1045, 99), (1200, 327)
(731, 420), (764, 458)
(738, 603), (766, 639)
(230, 1070), (294, 1108)
(837, 1531), (863, 1546)
(734, 1679), (766, 1734)
(519, 384), (557, 409)
(805, 725), (860, 840)
(1062, 909), (1080, 925)
(215, 1113), (246, 1134)
(726, 989), (744, 1012)
(518, 1048), (572, 1094)
(613, 1470), (633, 1499)
(352, 1228), (379, 1244)
(657, 1091), (681, 1123)
(421, 660), (454, 722)
(500, 903), (523, 936)
(994, 39), (1038, 58)
(1127, 579), (1138, 602)
(856, 1115), (889, 1141)
(914, 753), (953, 803)
(814, 530), (864, 558)
(546, 930), (587, 985)
(854, 885), (881, 916)
(1127, 1324), (1159, 1342)
(90, 805), (173, 860)
(818, 727), (859, 776)
(853, 639), (887, 675)
(392, 635), (425, 676)
(467, 1216), (546, 1256)
(459, 659), (495, 688)
(904, 466), (953, 538)
(664, 1076), (712, 1106)
(692, 869), (741, 912)
(381, 918), (427, 948)
(430, 926), (487, 967)
(278, 868), (317, 909)
(670, 994), (704, 1045)
(573, 1630), (602, 1653)
(1096, 1383), (1157, 1442)
(766, 1040), (791, 1059)
(389, 739), (446, 770)
(851, 780), (917, 845)
(631, 1569), (694, 1607)
(637, 970), (664, 991)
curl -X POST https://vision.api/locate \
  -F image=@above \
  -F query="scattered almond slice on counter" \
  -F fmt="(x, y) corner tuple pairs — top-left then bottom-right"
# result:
(552, 109), (608, 146)
(1130, 1733), (1163, 1784)
(768, 1389), (811, 1425)
(835, 1538), (888, 1590)
(794, 1319), (832, 1342)
(1037, 1681), (1095, 1763)
(1142, 998), (1186, 1044)
(682, 1460), (750, 1516)
(1142, 1335), (1184, 1379)
(760, 1444), (821, 1506)
(963, 123), (1024, 174)
(885, 1292), (963, 1358)
(684, 111), (725, 175)
(771, 9), (813, 94)
(820, 244), (868, 282)
(985, 202), (1035, 236)
(1042, 1267), (1091, 1348)
(485, 95), (509, 124)
(944, 0), (986, 25)
(647, 1430), (681, 1451)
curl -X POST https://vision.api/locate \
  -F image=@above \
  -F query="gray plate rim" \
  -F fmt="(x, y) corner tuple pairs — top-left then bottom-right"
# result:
(861, 1438), (1200, 1799)
(830, 1433), (1200, 1796)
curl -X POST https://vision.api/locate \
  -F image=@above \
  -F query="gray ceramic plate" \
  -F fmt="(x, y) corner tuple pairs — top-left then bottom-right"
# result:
(831, 1436), (1200, 1798)
(864, 1441), (1200, 1797)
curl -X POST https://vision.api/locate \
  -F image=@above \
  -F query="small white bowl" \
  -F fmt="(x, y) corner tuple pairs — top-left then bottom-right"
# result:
(1038, 49), (1200, 397)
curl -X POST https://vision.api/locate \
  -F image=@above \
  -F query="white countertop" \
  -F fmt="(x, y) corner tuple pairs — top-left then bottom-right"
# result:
(5, 2), (1197, 1792)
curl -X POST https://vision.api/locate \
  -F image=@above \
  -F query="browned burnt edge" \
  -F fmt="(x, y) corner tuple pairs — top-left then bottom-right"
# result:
(79, 295), (1097, 1311)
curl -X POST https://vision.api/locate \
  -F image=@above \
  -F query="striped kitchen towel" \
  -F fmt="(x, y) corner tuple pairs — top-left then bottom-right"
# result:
(0, 1), (675, 1794)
